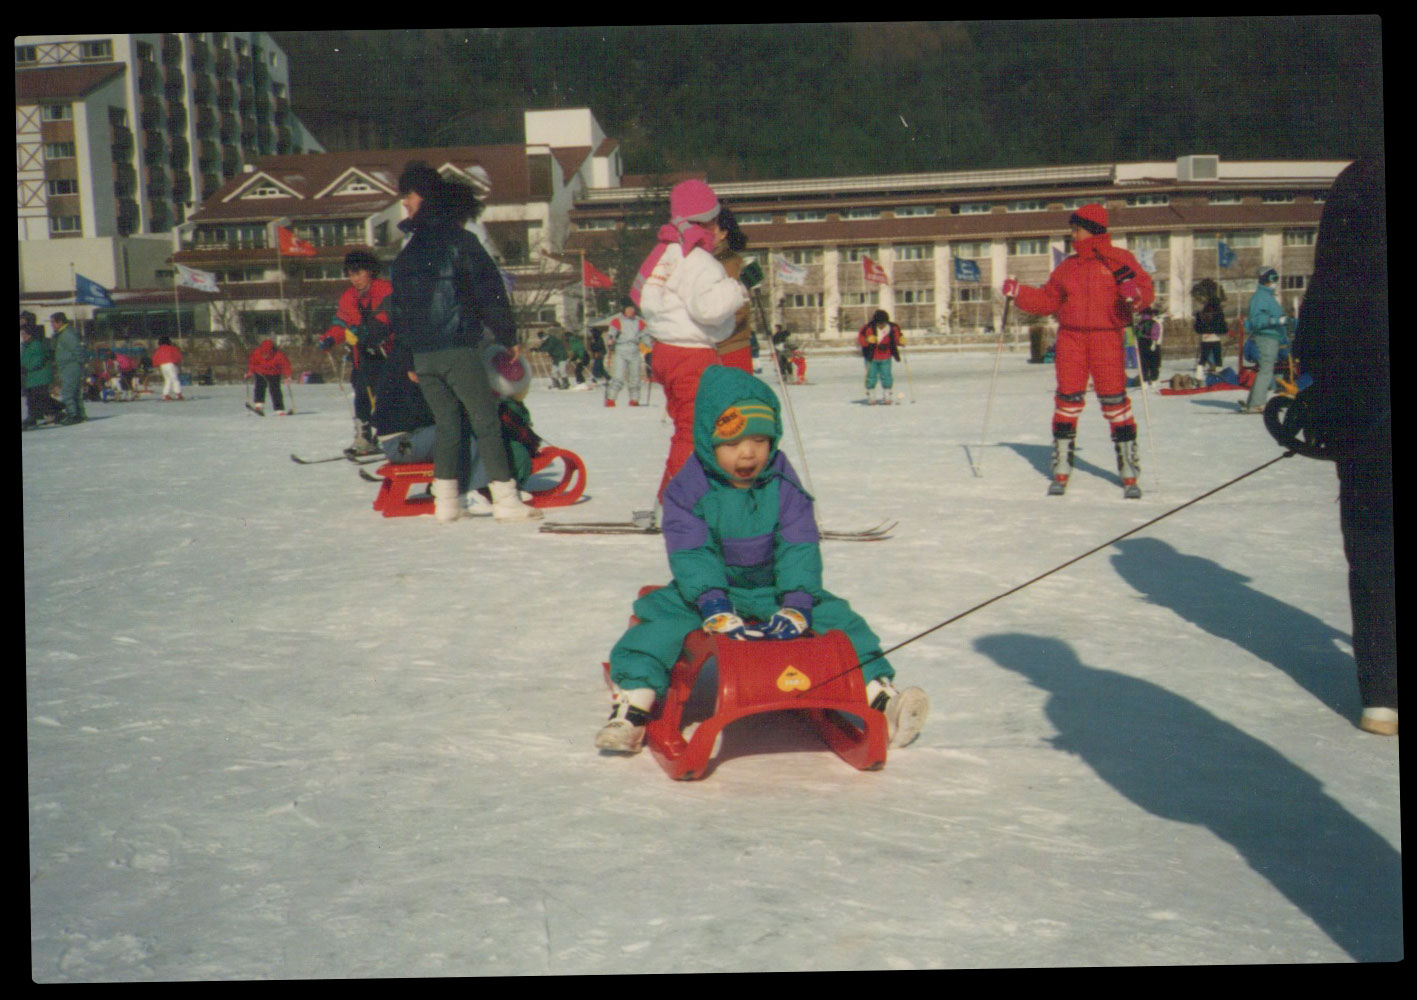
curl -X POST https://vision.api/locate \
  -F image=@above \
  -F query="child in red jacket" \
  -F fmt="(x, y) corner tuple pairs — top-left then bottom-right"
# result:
(1003, 204), (1153, 498)
(246, 339), (292, 414)
(153, 336), (184, 400)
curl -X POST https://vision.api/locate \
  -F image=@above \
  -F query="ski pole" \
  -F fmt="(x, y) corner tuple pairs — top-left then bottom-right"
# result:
(1132, 349), (1159, 491)
(974, 295), (1013, 477)
(750, 288), (817, 500)
(899, 343), (916, 403)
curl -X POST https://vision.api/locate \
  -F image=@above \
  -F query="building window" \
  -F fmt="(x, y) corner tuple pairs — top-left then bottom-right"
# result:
(736, 212), (772, 225)
(951, 241), (990, 259)
(1130, 233), (1170, 251)
(1312, 192), (1327, 203)
(841, 246), (878, 263)
(952, 202), (992, 215)
(49, 215), (82, 234)
(1282, 275), (1308, 291)
(243, 182), (286, 198)
(41, 104), (74, 122)
(1008, 239), (1048, 257)
(1227, 230), (1262, 248)
(896, 244), (933, 261)
(1262, 192), (1295, 204)
(955, 287), (989, 303)
(1059, 198), (1091, 210)
(1208, 192), (1243, 205)
(1283, 229), (1317, 246)
(80, 39), (113, 61)
(783, 248), (823, 265)
(294, 219), (366, 247)
(1125, 193), (1170, 206)
(787, 293), (823, 308)
(843, 207), (881, 220)
(894, 205), (935, 217)
(47, 179), (79, 196)
(16, 45), (37, 64)
(44, 142), (77, 159)
(841, 291), (880, 306)
(785, 210), (825, 223)
(897, 288), (934, 305)
(576, 218), (616, 231)
(1009, 199), (1047, 212)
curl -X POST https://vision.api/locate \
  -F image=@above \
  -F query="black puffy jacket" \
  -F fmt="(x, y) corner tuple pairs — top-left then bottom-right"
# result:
(389, 207), (517, 354)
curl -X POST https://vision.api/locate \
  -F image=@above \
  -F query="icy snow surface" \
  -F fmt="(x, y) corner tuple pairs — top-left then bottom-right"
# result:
(25, 351), (1400, 977)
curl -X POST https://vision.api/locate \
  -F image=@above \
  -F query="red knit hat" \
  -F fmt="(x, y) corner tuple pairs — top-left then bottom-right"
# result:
(1069, 203), (1108, 235)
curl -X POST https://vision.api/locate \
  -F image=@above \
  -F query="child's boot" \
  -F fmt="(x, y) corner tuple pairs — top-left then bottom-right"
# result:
(866, 678), (930, 747)
(595, 687), (657, 752)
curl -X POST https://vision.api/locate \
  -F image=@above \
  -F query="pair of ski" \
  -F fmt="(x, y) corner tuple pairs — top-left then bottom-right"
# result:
(540, 517), (897, 542)
(290, 452), (384, 466)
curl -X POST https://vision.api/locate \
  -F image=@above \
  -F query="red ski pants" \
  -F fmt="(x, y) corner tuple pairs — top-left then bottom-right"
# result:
(653, 343), (752, 500)
(1052, 326), (1135, 437)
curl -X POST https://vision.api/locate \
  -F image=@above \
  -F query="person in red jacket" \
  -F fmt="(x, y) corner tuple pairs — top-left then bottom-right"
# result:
(857, 309), (903, 405)
(152, 335), (184, 400)
(245, 338), (293, 414)
(1003, 204), (1153, 498)
(319, 250), (393, 454)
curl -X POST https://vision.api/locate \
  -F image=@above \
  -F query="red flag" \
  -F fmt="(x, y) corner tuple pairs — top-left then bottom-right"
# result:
(862, 255), (890, 285)
(582, 258), (614, 289)
(278, 226), (317, 257)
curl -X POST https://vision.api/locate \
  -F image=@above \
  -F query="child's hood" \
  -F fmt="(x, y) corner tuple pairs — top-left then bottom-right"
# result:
(692, 365), (783, 484)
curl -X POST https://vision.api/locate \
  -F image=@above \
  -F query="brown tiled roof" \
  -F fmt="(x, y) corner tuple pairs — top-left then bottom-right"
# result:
(594, 137), (618, 157)
(552, 146), (591, 180)
(186, 144), (538, 224)
(15, 63), (127, 103)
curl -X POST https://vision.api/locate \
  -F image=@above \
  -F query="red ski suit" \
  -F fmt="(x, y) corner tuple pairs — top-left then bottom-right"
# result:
(1014, 234), (1153, 437)
(246, 340), (292, 379)
(322, 278), (393, 369)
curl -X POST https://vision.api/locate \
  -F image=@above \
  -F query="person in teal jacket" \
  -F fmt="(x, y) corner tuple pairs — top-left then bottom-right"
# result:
(20, 318), (62, 427)
(1241, 267), (1292, 412)
(596, 365), (928, 753)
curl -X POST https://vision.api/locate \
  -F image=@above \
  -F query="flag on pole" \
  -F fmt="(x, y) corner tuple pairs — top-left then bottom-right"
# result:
(75, 273), (114, 308)
(1135, 249), (1157, 274)
(1052, 246), (1067, 269)
(862, 255), (890, 285)
(953, 258), (981, 283)
(175, 262), (220, 293)
(772, 254), (808, 285)
(1217, 241), (1236, 269)
(277, 226), (317, 257)
(582, 258), (614, 289)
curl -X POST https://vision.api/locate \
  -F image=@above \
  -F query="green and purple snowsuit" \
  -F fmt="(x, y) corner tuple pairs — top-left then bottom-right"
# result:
(607, 366), (895, 697)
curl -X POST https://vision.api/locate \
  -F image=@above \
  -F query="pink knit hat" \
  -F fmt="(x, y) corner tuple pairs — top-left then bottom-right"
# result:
(670, 179), (720, 224)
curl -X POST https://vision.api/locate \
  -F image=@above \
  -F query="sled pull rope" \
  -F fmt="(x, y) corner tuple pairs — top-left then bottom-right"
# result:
(804, 451), (1297, 695)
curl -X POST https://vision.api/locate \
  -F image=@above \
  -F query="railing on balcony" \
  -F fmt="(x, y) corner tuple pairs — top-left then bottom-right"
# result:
(168, 137), (189, 168)
(110, 125), (133, 158)
(167, 104), (188, 132)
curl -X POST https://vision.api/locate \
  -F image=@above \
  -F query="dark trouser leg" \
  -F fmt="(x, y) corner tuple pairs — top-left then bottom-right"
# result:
(352, 358), (382, 423)
(1337, 434), (1396, 709)
(414, 347), (511, 484)
(254, 374), (269, 405)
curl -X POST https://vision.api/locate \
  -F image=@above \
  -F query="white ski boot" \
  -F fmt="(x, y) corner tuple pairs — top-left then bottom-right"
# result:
(1114, 437), (1142, 499)
(1048, 435), (1075, 496)
(867, 679), (929, 748)
(595, 687), (657, 752)
(489, 479), (543, 521)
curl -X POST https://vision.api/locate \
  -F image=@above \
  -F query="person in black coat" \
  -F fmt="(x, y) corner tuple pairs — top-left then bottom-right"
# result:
(389, 161), (538, 522)
(1289, 155), (1394, 735)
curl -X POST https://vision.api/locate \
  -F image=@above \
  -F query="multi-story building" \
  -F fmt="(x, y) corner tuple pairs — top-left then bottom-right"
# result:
(158, 108), (618, 343)
(16, 32), (323, 297)
(567, 154), (1348, 341)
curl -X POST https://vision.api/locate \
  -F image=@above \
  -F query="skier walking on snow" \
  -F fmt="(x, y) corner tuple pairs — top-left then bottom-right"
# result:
(1002, 203), (1153, 498)
(857, 309), (903, 404)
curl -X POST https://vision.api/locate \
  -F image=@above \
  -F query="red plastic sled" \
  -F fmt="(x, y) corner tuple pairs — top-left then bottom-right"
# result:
(371, 445), (587, 517)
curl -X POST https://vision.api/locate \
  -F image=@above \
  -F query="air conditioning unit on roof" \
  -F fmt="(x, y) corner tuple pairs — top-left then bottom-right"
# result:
(1177, 155), (1220, 181)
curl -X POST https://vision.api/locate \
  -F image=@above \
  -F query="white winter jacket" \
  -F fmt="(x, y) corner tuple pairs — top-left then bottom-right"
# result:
(638, 243), (747, 349)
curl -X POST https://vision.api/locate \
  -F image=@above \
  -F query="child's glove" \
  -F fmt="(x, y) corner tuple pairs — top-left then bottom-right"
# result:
(753, 607), (810, 641)
(699, 594), (751, 640)
(317, 333), (338, 351)
(1001, 277), (1020, 298)
(1117, 279), (1142, 304)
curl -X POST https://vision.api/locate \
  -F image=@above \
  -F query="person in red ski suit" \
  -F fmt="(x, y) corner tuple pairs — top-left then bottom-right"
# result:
(320, 250), (393, 454)
(1003, 203), (1153, 497)
(246, 339), (293, 414)
(857, 309), (903, 404)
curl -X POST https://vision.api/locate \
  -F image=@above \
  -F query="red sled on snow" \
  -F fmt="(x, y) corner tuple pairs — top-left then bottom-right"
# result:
(371, 445), (587, 517)
(605, 587), (890, 780)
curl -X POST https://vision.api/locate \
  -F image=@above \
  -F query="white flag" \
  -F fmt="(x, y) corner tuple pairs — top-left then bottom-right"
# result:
(175, 263), (220, 293)
(1135, 249), (1158, 274)
(772, 253), (807, 286)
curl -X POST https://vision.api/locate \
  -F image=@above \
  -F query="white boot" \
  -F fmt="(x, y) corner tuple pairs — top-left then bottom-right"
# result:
(488, 479), (542, 521)
(866, 679), (930, 747)
(431, 478), (462, 523)
(595, 687), (656, 752)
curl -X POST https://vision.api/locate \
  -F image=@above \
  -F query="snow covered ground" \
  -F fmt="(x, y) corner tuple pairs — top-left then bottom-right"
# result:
(25, 349), (1400, 977)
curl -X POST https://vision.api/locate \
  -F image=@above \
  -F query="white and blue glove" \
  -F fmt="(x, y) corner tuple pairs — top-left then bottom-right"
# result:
(700, 594), (752, 640)
(753, 607), (811, 641)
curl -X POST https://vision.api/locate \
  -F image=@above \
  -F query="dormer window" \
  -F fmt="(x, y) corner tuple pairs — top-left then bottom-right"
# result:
(245, 182), (286, 198)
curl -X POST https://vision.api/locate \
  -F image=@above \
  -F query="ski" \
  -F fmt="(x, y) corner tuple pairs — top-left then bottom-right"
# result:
(290, 452), (385, 465)
(540, 519), (895, 541)
(246, 402), (266, 416)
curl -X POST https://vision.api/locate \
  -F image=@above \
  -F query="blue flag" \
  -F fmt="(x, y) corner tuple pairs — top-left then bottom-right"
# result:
(953, 258), (981, 283)
(76, 273), (114, 308)
(1052, 247), (1067, 269)
(1217, 241), (1236, 269)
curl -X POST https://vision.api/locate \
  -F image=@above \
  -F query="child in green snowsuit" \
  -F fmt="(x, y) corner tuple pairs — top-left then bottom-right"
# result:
(596, 365), (928, 753)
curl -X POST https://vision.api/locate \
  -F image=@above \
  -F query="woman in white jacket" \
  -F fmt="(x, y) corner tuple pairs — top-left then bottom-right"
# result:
(632, 179), (752, 499)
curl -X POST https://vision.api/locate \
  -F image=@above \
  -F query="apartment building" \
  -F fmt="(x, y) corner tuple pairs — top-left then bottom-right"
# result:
(16, 32), (322, 296)
(567, 155), (1347, 341)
